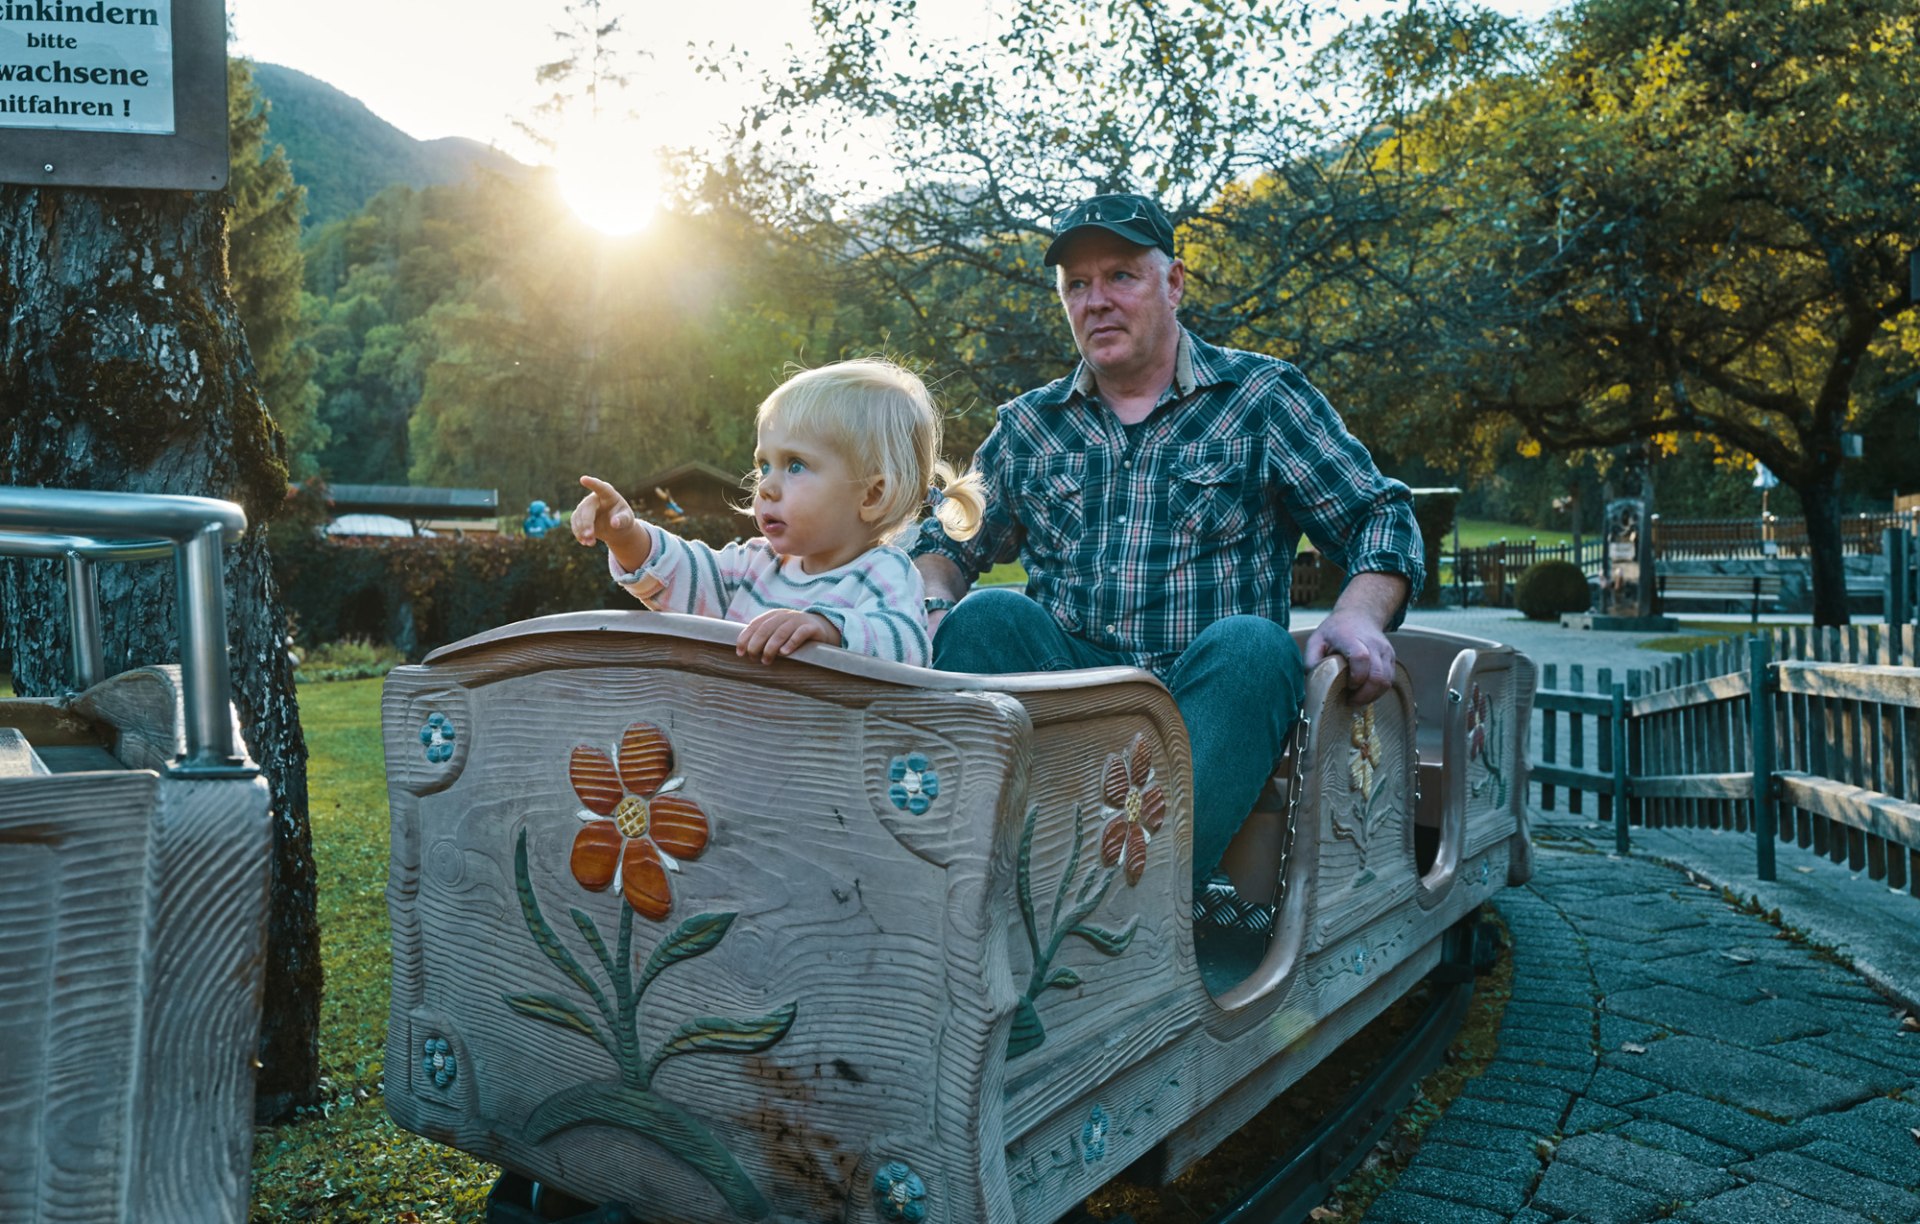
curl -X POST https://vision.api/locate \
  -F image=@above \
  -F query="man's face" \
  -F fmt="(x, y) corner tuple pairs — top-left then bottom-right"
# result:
(1055, 229), (1185, 387)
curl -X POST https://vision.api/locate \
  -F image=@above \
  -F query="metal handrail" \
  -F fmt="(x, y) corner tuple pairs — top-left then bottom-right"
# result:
(0, 486), (251, 776)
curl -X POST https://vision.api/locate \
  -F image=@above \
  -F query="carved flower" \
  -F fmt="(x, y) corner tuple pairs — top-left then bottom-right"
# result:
(419, 711), (456, 764)
(1083, 1104), (1111, 1162)
(1099, 733), (1165, 886)
(888, 752), (941, 814)
(1349, 705), (1379, 795)
(569, 722), (710, 921)
(871, 1161), (927, 1222)
(422, 1035), (457, 1088)
(1466, 684), (1489, 762)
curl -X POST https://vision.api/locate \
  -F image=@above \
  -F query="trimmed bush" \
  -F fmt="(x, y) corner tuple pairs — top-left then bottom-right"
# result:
(1514, 559), (1592, 621)
(272, 512), (747, 659)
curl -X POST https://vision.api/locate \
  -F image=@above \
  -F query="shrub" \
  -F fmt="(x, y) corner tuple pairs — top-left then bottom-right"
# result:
(1514, 559), (1592, 620)
(272, 513), (747, 660)
(295, 638), (405, 684)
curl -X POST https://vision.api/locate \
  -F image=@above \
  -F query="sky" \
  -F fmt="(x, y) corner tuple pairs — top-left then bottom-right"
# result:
(228, 0), (1566, 168)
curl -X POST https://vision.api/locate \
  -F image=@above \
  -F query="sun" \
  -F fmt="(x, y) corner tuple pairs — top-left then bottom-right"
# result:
(555, 117), (664, 236)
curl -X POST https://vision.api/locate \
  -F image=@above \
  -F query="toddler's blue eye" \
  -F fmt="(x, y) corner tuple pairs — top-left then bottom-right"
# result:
(757, 461), (770, 477)
(787, 459), (806, 475)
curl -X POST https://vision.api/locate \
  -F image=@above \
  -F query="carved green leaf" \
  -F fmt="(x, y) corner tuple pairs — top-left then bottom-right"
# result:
(1045, 967), (1083, 991)
(514, 830), (617, 1032)
(1067, 917), (1138, 958)
(506, 993), (609, 1048)
(644, 1004), (799, 1079)
(637, 911), (736, 996)
(571, 908), (616, 981)
(1016, 804), (1041, 960)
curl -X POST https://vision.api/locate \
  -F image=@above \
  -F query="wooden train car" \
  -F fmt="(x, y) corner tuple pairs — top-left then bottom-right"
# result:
(0, 488), (271, 1224)
(382, 610), (1534, 1223)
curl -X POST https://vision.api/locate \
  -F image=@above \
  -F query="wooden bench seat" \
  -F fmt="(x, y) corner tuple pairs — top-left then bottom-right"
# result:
(1657, 572), (1783, 622)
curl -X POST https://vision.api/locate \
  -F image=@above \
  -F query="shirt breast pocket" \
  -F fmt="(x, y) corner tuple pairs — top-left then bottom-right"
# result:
(1170, 442), (1255, 542)
(1016, 456), (1085, 552)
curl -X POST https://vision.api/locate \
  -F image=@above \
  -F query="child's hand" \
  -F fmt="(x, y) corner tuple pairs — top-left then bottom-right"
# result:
(737, 609), (842, 663)
(571, 475), (637, 546)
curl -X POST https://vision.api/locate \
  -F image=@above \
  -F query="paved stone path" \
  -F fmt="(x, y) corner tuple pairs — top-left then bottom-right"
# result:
(1363, 842), (1920, 1223)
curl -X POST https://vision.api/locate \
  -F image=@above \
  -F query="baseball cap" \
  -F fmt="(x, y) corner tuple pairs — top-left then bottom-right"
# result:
(1042, 193), (1177, 266)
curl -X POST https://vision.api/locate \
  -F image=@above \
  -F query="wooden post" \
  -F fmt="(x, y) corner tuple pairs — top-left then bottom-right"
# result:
(1749, 635), (1775, 882)
(1541, 663), (1557, 810)
(1612, 682), (1630, 854)
(1888, 527), (1913, 635)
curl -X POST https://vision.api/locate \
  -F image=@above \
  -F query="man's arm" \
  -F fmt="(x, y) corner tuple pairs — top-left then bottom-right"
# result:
(1302, 571), (1408, 706)
(914, 553), (972, 636)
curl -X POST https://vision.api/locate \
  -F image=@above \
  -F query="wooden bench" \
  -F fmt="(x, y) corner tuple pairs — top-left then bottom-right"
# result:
(1656, 572), (1783, 622)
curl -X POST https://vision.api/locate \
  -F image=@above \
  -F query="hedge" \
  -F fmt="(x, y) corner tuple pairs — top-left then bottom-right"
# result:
(273, 513), (746, 659)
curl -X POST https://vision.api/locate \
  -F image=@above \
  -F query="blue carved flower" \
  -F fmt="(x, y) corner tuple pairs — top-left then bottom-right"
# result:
(872, 1161), (927, 1222)
(420, 712), (456, 764)
(1351, 946), (1370, 976)
(422, 1035), (457, 1088)
(1083, 1103), (1111, 1162)
(888, 753), (940, 815)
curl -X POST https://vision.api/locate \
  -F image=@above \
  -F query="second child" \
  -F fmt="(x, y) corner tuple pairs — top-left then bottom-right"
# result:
(572, 359), (984, 667)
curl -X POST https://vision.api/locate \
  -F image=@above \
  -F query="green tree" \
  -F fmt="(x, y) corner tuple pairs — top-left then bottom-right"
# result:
(2, 178), (321, 1121)
(1311, 0), (1920, 623)
(228, 57), (324, 477)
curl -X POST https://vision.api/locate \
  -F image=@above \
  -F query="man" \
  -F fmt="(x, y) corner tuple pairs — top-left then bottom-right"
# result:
(910, 192), (1424, 892)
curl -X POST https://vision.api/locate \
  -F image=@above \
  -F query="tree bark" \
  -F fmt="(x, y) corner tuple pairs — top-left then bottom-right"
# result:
(0, 186), (321, 1120)
(1797, 476), (1852, 628)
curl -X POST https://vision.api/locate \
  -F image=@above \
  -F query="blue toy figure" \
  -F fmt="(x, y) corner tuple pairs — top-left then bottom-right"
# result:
(524, 500), (563, 537)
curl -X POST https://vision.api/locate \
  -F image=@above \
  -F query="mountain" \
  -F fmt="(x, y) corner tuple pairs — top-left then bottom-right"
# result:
(248, 62), (525, 228)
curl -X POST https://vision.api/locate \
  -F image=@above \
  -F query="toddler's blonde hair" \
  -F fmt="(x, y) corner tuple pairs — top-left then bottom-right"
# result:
(755, 359), (986, 545)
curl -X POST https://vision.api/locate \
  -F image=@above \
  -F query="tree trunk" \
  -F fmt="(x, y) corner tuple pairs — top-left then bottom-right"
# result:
(0, 186), (321, 1120)
(1798, 477), (1852, 627)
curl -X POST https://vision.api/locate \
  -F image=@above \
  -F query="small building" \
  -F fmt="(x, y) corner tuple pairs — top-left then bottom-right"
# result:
(633, 461), (747, 520)
(316, 483), (500, 537)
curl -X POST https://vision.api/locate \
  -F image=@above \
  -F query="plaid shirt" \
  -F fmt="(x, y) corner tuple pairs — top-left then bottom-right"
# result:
(911, 329), (1424, 677)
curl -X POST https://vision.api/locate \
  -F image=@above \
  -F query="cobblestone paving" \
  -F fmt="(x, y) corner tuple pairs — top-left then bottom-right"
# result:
(1364, 847), (1920, 1223)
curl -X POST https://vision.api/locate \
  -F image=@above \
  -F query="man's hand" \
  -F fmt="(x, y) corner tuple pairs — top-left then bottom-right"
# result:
(737, 609), (841, 663)
(913, 554), (971, 637)
(1301, 571), (1409, 706)
(572, 475), (651, 573)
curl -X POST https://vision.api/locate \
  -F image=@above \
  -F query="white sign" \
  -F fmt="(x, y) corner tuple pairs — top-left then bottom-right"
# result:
(0, 1), (174, 134)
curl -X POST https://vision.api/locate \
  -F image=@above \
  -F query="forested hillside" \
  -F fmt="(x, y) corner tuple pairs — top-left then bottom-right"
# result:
(249, 62), (523, 228)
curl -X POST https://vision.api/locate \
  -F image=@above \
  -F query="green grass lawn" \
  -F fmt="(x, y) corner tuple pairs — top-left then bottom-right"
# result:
(1451, 517), (1574, 549)
(250, 678), (495, 1222)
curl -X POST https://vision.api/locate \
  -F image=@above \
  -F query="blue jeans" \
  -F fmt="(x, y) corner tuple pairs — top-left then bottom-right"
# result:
(933, 589), (1303, 890)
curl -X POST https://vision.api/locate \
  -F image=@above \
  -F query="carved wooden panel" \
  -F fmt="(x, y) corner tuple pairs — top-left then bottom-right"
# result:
(380, 613), (1539, 1224)
(0, 756), (269, 1224)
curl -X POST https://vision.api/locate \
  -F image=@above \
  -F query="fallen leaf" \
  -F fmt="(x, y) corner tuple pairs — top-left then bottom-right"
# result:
(1310, 1207), (1341, 1220)
(1902, 1015), (1919, 1033)
(1795, 865), (1816, 874)
(1910, 1128), (1920, 1145)
(1621, 1042), (1648, 1054)
(1721, 950), (1755, 965)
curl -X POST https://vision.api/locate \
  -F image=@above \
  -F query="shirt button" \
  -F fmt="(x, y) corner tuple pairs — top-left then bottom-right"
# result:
(1117, 515), (1128, 524)
(1107, 565), (1117, 574)
(1123, 460), (1132, 469)
(1105, 623), (1115, 633)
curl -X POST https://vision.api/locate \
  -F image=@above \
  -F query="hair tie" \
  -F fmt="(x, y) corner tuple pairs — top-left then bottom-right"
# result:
(926, 485), (946, 508)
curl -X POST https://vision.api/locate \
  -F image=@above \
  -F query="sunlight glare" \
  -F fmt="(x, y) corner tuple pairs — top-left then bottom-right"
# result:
(556, 118), (663, 236)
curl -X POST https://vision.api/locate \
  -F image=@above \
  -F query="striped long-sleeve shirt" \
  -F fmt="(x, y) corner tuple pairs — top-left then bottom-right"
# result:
(611, 527), (931, 666)
(910, 329), (1424, 679)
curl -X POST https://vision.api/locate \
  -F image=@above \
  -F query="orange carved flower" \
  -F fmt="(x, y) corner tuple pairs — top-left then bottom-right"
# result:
(1099, 733), (1165, 886)
(568, 722), (710, 920)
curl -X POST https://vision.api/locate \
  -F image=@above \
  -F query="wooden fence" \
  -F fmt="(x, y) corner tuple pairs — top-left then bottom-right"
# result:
(1531, 624), (1920, 898)
(1651, 510), (1920, 560)
(1450, 538), (1605, 606)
